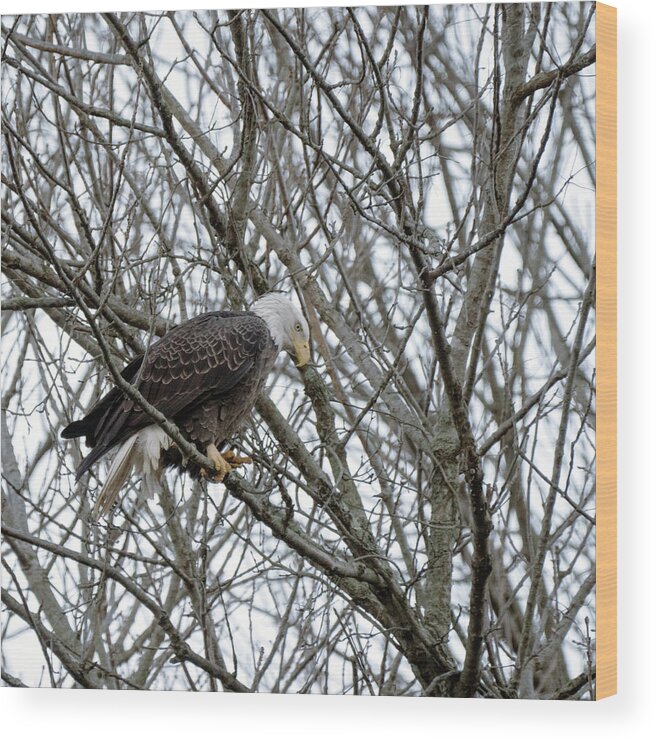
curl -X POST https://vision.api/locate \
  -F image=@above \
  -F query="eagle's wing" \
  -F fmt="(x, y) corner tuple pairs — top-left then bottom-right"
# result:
(61, 354), (145, 446)
(63, 312), (270, 479)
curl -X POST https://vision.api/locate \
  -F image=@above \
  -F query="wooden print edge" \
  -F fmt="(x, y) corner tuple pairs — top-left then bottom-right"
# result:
(595, 1), (617, 701)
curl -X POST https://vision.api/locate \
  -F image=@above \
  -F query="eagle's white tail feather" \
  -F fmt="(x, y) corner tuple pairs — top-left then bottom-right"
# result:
(93, 426), (171, 519)
(139, 426), (170, 501)
(93, 434), (140, 518)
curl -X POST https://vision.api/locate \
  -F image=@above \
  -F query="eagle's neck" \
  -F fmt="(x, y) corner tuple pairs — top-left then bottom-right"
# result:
(251, 299), (286, 352)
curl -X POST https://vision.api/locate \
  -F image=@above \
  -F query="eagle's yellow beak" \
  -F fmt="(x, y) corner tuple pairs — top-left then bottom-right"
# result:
(293, 338), (311, 367)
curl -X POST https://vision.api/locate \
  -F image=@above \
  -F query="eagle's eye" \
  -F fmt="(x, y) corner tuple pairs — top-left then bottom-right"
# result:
(294, 322), (302, 332)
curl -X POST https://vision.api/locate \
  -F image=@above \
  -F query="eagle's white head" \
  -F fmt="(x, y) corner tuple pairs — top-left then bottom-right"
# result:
(251, 293), (311, 367)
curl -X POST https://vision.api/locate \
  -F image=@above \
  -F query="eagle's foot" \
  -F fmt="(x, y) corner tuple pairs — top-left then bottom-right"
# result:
(202, 444), (233, 482)
(222, 450), (253, 467)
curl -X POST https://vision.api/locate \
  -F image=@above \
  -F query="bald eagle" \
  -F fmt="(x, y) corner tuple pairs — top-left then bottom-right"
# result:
(62, 293), (310, 518)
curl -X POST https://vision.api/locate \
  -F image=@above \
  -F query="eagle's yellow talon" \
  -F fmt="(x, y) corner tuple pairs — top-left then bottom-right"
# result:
(223, 450), (253, 467)
(206, 444), (233, 482)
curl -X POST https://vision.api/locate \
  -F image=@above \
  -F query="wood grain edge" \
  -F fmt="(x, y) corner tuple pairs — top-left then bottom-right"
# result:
(595, 1), (617, 701)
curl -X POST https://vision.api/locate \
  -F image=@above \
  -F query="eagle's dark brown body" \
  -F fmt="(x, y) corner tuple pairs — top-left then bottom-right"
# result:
(62, 310), (278, 481)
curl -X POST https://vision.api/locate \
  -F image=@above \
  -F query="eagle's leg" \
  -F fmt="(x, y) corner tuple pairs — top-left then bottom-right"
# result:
(222, 449), (253, 467)
(202, 443), (233, 482)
